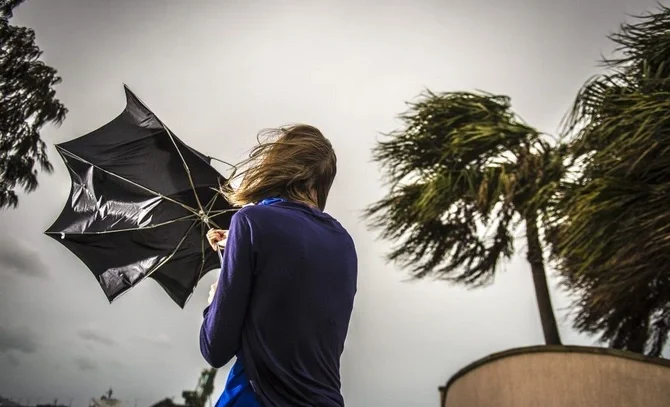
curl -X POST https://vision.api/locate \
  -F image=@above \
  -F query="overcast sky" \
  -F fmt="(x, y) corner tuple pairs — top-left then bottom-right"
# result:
(1, 0), (666, 406)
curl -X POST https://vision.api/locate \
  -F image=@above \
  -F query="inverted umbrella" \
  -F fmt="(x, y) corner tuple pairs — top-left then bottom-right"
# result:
(45, 85), (237, 308)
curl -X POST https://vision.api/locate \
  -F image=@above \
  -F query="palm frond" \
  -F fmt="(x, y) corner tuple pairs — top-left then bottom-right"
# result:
(365, 90), (560, 284)
(555, 4), (670, 356)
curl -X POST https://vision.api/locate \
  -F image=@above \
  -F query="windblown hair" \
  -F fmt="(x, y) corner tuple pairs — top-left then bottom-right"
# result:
(222, 124), (337, 211)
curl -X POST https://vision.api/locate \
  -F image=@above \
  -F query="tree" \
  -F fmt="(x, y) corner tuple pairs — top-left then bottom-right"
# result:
(0, 0), (67, 209)
(550, 5), (670, 357)
(365, 90), (564, 344)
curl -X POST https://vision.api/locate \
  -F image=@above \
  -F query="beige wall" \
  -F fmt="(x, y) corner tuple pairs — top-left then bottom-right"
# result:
(440, 346), (670, 407)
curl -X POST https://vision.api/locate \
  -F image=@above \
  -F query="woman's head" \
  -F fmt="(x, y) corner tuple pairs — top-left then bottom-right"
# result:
(223, 124), (337, 211)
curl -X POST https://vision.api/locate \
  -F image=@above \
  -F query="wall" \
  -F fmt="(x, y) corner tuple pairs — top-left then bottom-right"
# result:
(439, 345), (670, 407)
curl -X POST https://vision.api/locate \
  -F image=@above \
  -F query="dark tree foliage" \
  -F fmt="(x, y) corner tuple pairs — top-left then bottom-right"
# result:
(365, 90), (564, 345)
(550, 4), (670, 357)
(0, 0), (67, 209)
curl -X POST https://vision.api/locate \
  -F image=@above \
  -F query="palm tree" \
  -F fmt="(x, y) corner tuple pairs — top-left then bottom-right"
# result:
(550, 4), (670, 357)
(365, 90), (564, 344)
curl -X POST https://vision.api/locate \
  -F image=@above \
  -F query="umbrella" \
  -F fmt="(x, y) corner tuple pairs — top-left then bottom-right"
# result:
(45, 85), (237, 308)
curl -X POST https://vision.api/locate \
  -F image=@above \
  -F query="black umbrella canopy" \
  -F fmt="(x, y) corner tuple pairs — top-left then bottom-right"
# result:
(46, 85), (236, 308)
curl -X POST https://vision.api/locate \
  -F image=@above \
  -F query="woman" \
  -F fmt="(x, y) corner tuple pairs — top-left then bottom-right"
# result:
(201, 124), (358, 407)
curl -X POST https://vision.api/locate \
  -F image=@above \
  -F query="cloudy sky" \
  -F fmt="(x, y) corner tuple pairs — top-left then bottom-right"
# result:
(1, 0), (666, 406)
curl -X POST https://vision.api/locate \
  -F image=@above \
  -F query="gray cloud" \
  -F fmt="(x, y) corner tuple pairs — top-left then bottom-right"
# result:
(77, 327), (116, 346)
(0, 238), (48, 279)
(6, 352), (20, 366)
(0, 325), (38, 354)
(136, 333), (171, 348)
(73, 356), (97, 371)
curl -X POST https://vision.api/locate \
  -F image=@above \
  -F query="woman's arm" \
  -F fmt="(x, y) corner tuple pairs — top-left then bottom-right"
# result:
(199, 212), (254, 368)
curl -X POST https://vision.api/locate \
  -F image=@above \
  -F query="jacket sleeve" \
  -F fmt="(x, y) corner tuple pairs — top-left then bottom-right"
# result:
(199, 212), (254, 368)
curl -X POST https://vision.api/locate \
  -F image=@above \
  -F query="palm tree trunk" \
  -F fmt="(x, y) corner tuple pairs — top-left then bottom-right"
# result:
(525, 213), (562, 345)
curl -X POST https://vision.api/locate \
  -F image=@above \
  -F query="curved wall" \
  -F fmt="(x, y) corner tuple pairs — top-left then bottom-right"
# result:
(439, 346), (670, 407)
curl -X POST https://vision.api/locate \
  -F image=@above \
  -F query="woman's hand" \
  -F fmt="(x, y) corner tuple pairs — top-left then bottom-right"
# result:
(206, 229), (228, 251)
(207, 281), (218, 305)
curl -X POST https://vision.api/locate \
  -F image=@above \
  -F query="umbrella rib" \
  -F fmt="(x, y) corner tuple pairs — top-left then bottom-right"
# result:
(203, 183), (241, 222)
(145, 217), (200, 279)
(107, 196), (222, 306)
(122, 87), (219, 221)
(195, 193), (224, 284)
(205, 209), (238, 217)
(45, 214), (198, 235)
(162, 125), (206, 217)
(203, 193), (220, 228)
(59, 148), (200, 216)
(201, 190), (240, 230)
(208, 155), (238, 170)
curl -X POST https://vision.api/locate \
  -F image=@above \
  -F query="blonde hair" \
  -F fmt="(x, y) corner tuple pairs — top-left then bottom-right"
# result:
(222, 124), (337, 211)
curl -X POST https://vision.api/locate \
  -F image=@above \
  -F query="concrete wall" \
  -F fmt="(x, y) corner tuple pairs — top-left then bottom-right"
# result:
(439, 346), (670, 407)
